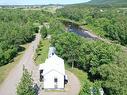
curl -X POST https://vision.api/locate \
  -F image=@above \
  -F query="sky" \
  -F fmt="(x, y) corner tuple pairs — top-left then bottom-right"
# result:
(0, 0), (91, 5)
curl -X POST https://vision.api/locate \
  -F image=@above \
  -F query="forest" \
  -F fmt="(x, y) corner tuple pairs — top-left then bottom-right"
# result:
(0, 9), (52, 66)
(44, 5), (127, 95)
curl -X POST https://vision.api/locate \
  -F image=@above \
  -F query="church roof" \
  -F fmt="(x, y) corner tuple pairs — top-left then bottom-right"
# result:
(39, 54), (65, 76)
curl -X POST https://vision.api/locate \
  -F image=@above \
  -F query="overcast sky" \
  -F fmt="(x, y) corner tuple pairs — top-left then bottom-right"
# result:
(0, 0), (91, 5)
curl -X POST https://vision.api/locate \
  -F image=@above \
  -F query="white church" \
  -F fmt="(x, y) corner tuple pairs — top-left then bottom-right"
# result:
(39, 47), (68, 90)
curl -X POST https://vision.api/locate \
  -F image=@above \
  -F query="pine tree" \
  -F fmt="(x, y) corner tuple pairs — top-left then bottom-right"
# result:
(17, 67), (36, 95)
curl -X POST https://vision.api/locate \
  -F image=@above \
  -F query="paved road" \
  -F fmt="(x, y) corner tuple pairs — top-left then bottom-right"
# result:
(0, 33), (41, 95)
(40, 71), (80, 95)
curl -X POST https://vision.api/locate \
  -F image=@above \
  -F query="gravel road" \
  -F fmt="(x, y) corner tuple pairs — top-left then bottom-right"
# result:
(0, 33), (41, 95)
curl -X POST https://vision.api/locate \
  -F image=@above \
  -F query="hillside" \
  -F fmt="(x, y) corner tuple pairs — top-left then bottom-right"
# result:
(87, 0), (127, 5)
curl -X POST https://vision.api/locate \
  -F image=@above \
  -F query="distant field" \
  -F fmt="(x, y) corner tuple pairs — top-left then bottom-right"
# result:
(22, 8), (43, 10)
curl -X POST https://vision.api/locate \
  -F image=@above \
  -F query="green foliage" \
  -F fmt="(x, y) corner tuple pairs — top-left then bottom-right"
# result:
(51, 32), (121, 76)
(48, 19), (65, 35)
(97, 63), (127, 95)
(57, 6), (91, 22)
(17, 68), (35, 95)
(80, 81), (102, 95)
(0, 9), (51, 66)
(104, 16), (127, 45)
(79, 80), (92, 95)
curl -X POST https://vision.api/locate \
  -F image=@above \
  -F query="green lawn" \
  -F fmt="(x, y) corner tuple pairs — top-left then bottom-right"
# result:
(34, 39), (50, 64)
(0, 44), (29, 84)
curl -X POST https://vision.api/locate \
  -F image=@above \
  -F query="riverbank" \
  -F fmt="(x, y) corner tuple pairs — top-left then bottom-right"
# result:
(60, 18), (104, 40)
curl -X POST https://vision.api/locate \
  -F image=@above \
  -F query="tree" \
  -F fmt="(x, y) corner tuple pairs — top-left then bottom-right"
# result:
(51, 32), (82, 68)
(97, 63), (127, 95)
(17, 67), (36, 95)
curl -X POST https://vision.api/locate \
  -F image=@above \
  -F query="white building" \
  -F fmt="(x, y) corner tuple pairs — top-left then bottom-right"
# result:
(39, 47), (68, 90)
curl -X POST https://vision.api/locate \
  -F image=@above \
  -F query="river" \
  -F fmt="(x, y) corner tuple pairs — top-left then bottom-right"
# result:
(63, 21), (100, 40)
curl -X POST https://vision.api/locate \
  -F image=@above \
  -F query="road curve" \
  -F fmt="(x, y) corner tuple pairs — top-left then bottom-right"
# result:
(0, 33), (41, 95)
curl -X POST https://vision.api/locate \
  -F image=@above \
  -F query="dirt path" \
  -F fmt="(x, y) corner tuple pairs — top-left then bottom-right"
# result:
(0, 33), (41, 95)
(39, 70), (80, 95)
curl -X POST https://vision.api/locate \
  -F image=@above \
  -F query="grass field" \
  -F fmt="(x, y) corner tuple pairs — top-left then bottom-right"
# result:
(35, 39), (50, 64)
(0, 44), (29, 84)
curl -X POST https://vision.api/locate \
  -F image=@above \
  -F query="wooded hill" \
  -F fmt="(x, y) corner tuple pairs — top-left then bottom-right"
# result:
(87, 0), (127, 5)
